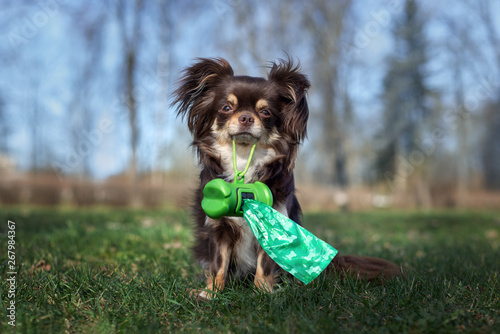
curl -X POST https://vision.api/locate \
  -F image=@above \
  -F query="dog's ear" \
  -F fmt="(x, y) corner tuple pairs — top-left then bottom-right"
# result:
(268, 57), (310, 143)
(172, 58), (234, 135)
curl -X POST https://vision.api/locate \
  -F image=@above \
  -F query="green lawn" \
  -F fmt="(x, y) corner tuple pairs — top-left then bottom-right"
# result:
(0, 207), (499, 333)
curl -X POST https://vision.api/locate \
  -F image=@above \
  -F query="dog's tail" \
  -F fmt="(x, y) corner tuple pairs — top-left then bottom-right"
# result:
(326, 255), (403, 282)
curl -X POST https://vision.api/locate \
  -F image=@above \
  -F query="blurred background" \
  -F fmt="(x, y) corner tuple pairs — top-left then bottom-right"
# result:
(0, 0), (499, 210)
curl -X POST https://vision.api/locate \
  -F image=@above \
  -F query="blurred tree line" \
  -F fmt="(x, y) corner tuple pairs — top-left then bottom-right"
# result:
(0, 0), (499, 209)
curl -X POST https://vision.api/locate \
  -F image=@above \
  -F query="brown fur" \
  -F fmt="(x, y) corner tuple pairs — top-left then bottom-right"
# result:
(328, 255), (402, 282)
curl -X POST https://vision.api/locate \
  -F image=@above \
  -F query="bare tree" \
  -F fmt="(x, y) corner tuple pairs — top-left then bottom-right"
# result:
(475, 0), (500, 190)
(151, 0), (174, 186)
(27, 74), (43, 173)
(375, 0), (433, 208)
(0, 95), (8, 154)
(303, 0), (354, 208)
(477, 0), (500, 72)
(441, 1), (500, 192)
(116, 0), (144, 205)
(443, 26), (471, 204)
(68, 4), (106, 177)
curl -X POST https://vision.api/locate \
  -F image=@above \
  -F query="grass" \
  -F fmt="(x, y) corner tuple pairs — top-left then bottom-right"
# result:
(0, 206), (499, 333)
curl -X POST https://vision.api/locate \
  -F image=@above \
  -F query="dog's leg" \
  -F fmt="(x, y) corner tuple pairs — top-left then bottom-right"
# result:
(253, 200), (291, 293)
(205, 243), (231, 296)
(192, 243), (231, 300)
(254, 249), (278, 293)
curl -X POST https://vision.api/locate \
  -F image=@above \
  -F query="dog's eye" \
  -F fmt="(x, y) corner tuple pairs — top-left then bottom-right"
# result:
(260, 110), (272, 118)
(221, 105), (233, 113)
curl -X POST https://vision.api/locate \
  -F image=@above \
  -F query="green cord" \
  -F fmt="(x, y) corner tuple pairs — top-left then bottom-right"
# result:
(233, 137), (258, 183)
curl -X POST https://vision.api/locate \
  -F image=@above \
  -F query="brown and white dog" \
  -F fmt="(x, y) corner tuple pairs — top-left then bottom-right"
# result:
(172, 57), (400, 300)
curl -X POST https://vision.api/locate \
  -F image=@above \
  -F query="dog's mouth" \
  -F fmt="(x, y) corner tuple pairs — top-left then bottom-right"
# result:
(232, 132), (259, 144)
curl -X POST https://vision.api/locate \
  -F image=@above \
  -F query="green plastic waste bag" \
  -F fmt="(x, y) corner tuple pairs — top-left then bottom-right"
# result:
(242, 199), (338, 285)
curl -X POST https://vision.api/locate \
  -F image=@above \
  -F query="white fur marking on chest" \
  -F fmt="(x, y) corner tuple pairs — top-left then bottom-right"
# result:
(232, 217), (259, 275)
(205, 202), (289, 276)
(214, 141), (276, 182)
(205, 216), (258, 275)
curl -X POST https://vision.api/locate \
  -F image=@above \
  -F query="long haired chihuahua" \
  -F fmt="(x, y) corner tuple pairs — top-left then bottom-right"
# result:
(173, 57), (400, 300)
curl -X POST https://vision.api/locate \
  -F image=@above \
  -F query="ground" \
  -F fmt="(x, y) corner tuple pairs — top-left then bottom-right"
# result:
(0, 207), (499, 333)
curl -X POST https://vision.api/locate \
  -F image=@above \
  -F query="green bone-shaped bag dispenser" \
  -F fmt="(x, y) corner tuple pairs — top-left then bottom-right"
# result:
(201, 138), (337, 284)
(201, 139), (273, 219)
(202, 178), (273, 219)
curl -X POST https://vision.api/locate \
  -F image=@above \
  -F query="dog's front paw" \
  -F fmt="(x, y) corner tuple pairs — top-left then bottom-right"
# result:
(254, 274), (276, 293)
(189, 288), (217, 301)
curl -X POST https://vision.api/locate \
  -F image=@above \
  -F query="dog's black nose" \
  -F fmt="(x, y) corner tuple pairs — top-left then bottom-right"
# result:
(238, 114), (254, 126)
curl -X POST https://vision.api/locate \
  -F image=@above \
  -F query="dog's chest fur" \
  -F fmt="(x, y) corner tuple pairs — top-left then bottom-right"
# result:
(202, 142), (286, 276)
(213, 141), (277, 183)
